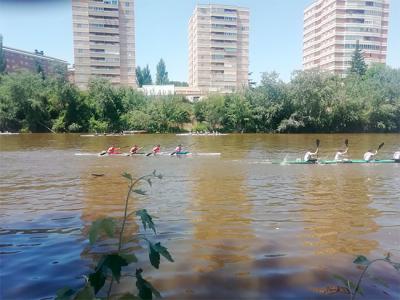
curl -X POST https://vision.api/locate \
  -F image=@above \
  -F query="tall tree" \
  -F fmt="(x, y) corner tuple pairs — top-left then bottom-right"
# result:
(142, 64), (152, 85)
(349, 40), (367, 76)
(156, 58), (169, 85)
(136, 66), (144, 87)
(0, 34), (6, 74)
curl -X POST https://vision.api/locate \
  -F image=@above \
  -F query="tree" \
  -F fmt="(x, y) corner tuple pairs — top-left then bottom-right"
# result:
(349, 40), (367, 76)
(136, 65), (152, 87)
(142, 64), (152, 85)
(136, 66), (144, 87)
(0, 34), (6, 74)
(35, 60), (45, 79)
(156, 59), (169, 85)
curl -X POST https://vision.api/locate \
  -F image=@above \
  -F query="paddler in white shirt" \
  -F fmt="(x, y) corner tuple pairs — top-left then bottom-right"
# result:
(304, 139), (320, 162)
(363, 142), (385, 162)
(363, 150), (377, 162)
(334, 139), (349, 161)
(393, 151), (400, 162)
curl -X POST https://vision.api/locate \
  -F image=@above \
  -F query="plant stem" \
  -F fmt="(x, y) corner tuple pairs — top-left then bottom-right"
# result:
(107, 175), (150, 300)
(351, 258), (386, 300)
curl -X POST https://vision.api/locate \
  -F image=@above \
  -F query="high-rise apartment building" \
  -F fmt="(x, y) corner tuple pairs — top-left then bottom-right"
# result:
(303, 0), (389, 75)
(189, 4), (249, 93)
(72, 0), (136, 89)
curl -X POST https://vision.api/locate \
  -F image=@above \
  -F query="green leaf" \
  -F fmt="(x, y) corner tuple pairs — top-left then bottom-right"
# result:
(353, 255), (370, 266)
(88, 269), (106, 294)
(120, 253), (138, 264)
(149, 243), (160, 269)
(55, 287), (75, 300)
(136, 209), (156, 234)
(148, 241), (174, 269)
(88, 218), (116, 244)
(122, 172), (133, 181)
(133, 189), (147, 196)
(74, 285), (95, 300)
(102, 254), (129, 283)
(153, 242), (174, 263)
(135, 269), (161, 300)
(119, 293), (140, 300)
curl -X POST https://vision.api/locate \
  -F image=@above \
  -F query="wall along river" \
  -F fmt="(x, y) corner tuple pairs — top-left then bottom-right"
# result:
(0, 133), (399, 299)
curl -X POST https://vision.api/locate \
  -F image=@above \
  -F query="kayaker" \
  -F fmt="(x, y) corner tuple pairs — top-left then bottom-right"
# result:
(171, 144), (183, 156)
(334, 147), (348, 161)
(130, 145), (140, 154)
(304, 148), (319, 162)
(363, 149), (377, 162)
(107, 144), (121, 155)
(152, 144), (161, 155)
(393, 151), (400, 162)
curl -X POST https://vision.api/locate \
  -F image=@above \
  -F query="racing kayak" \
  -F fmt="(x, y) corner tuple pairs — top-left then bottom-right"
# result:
(275, 159), (398, 165)
(74, 152), (221, 157)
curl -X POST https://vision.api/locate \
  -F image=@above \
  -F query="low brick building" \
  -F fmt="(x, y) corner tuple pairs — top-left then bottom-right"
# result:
(3, 46), (68, 78)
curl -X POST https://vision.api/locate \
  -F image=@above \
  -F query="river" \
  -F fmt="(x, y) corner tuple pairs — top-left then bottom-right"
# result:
(0, 133), (399, 299)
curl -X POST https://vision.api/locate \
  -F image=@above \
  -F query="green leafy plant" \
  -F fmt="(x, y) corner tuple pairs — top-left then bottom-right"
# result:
(314, 253), (400, 300)
(56, 170), (172, 300)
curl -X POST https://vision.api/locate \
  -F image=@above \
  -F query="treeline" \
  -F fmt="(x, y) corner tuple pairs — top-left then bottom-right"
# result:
(0, 64), (399, 133)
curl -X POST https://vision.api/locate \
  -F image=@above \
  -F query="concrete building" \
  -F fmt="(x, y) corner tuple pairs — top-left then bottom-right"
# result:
(188, 4), (249, 93)
(72, 0), (136, 89)
(303, 0), (389, 75)
(2, 46), (68, 77)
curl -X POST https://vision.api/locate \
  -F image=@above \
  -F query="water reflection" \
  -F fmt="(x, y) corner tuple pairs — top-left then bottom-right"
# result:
(300, 167), (379, 255)
(190, 162), (254, 272)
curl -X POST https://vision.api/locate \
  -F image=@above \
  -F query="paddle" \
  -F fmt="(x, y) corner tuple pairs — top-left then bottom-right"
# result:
(316, 139), (320, 160)
(345, 139), (349, 148)
(377, 142), (384, 152)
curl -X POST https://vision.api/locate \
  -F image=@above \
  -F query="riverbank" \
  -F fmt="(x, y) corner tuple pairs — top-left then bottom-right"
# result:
(1, 64), (399, 134)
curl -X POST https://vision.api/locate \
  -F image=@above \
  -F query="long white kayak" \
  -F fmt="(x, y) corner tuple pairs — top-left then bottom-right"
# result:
(176, 133), (228, 136)
(74, 152), (221, 157)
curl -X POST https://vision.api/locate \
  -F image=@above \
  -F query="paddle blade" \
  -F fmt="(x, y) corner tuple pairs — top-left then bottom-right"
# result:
(345, 139), (349, 147)
(378, 142), (384, 151)
(100, 151), (107, 156)
(146, 153), (152, 157)
(316, 139), (320, 148)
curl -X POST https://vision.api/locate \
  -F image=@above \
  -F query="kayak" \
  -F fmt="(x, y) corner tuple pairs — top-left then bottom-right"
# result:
(275, 159), (398, 165)
(74, 152), (221, 157)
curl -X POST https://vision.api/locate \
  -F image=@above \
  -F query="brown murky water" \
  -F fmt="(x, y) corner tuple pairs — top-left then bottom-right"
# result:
(1, 133), (399, 299)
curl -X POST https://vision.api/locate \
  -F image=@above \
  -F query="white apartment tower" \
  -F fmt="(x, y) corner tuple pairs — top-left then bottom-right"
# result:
(303, 0), (389, 75)
(72, 0), (136, 89)
(189, 4), (249, 93)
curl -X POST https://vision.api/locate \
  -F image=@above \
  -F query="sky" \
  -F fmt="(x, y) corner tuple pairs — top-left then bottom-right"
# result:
(0, 0), (399, 83)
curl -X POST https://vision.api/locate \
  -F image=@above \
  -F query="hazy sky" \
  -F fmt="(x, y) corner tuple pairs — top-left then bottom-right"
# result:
(0, 0), (399, 83)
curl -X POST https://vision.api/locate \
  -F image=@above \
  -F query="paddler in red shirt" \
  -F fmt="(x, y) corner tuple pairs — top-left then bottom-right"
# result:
(152, 144), (161, 154)
(146, 144), (161, 156)
(107, 144), (121, 155)
(130, 144), (141, 155)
